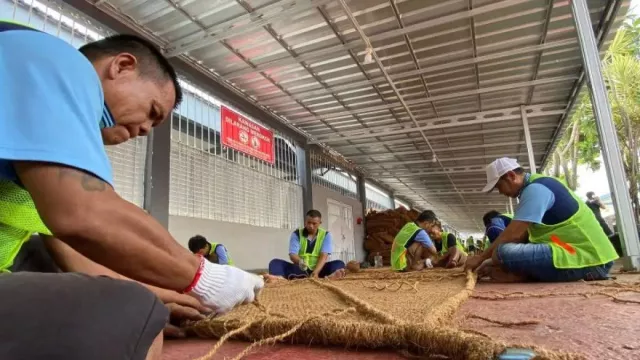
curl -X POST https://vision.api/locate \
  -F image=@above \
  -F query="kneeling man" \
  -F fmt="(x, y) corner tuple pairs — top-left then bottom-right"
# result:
(466, 158), (617, 282)
(428, 221), (467, 268)
(269, 210), (345, 279)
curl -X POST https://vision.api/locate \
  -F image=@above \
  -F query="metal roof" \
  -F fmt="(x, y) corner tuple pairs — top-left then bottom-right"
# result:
(70, 0), (628, 232)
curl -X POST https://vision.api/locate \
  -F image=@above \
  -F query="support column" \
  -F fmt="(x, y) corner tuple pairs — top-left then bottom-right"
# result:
(389, 193), (396, 209)
(520, 105), (537, 173)
(143, 120), (171, 228)
(296, 144), (313, 213)
(508, 198), (514, 214)
(571, 0), (640, 270)
(357, 175), (368, 219)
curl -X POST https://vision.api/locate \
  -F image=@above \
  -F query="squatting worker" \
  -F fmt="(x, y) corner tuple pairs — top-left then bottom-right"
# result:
(465, 158), (618, 282)
(268, 210), (346, 279)
(188, 235), (234, 265)
(482, 210), (515, 246)
(391, 210), (439, 271)
(427, 221), (467, 268)
(0, 21), (263, 359)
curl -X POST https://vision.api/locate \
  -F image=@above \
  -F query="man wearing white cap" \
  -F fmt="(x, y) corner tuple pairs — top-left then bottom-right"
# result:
(465, 157), (618, 282)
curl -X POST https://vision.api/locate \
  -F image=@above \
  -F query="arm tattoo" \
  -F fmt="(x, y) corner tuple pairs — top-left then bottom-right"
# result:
(58, 168), (107, 192)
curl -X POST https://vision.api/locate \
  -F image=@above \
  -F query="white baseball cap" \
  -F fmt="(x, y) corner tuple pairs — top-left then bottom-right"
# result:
(482, 157), (521, 193)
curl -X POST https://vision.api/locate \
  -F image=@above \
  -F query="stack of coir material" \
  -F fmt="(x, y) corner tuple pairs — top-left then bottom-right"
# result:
(186, 268), (581, 360)
(364, 207), (420, 266)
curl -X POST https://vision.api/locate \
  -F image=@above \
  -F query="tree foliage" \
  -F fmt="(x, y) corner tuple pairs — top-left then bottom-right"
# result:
(547, 17), (640, 219)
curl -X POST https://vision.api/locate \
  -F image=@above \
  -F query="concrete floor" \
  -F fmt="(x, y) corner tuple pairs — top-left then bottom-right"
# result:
(162, 272), (640, 360)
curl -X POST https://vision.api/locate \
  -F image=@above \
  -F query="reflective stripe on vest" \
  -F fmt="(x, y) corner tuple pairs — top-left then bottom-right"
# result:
(298, 228), (326, 271)
(209, 242), (234, 266)
(391, 222), (422, 271)
(439, 231), (467, 256)
(526, 174), (618, 269)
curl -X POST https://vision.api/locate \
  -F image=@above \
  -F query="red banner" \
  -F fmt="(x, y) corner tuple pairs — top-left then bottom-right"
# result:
(221, 106), (275, 164)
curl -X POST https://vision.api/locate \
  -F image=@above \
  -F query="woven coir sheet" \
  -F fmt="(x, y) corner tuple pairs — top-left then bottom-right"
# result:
(187, 268), (582, 360)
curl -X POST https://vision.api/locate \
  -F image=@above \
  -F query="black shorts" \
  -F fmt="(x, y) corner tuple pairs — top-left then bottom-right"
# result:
(1, 237), (168, 360)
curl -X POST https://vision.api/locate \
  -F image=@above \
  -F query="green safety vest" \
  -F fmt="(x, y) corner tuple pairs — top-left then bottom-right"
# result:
(526, 174), (618, 269)
(0, 180), (52, 272)
(298, 228), (327, 271)
(391, 222), (423, 271)
(209, 242), (234, 266)
(439, 231), (467, 256)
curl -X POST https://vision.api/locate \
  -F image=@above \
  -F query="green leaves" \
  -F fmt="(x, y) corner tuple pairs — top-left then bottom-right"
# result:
(548, 18), (640, 217)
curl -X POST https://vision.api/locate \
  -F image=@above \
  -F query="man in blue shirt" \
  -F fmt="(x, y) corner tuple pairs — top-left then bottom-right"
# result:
(269, 210), (346, 279)
(391, 210), (439, 271)
(188, 235), (233, 265)
(0, 22), (262, 359)
(466, 158), (616, 283)
(482, 210), (513, 244)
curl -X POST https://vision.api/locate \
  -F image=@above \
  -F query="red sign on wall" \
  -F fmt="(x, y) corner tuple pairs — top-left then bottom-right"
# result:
(221, 106), (275, 164)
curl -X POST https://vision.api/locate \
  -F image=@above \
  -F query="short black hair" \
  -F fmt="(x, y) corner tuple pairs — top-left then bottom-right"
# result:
(416, 210), (437, 223)
(79, 34), (183, 108)
(512, 167), (525, 175)
(482, 210), (501, 227)
(586, 191), (595, 199)
(188, 235), (209, 253)
(306, 209), (322, 218)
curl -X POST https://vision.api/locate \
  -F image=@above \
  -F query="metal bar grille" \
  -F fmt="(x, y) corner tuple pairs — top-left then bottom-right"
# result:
(364, 181), (393, 212)
(310, 150), (359, 200)
(168, 82), (303, 229)
(4, 0), (147, 206)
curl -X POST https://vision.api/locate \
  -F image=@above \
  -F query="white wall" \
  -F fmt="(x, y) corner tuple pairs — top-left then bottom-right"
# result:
(312, 185), (366, 262)
(169, 216), (293, 271)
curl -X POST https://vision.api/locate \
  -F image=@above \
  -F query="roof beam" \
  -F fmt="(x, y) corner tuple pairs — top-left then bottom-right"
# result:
(165, 0), (336, 57)
(309, 104), (565, 144)
(358, 152), (534, 167)
(369, 165), (531, 178)
(342, 140), (548, 160)
(339, 123), (557, 147)
(224, 0), (537, 81)
(297, 76), (574, 126)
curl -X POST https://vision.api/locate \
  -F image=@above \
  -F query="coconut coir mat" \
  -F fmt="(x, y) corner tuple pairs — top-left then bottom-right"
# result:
(186, 268), (583, 360)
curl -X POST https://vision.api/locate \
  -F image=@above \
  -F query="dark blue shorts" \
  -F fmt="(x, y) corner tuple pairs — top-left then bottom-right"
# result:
(496, 243), (613, 282)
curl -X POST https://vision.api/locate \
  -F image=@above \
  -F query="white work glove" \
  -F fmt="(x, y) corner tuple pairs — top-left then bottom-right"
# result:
(188, 257), (264, 314)
(298, 259), (308, 271)
(425, 258), (434, 268)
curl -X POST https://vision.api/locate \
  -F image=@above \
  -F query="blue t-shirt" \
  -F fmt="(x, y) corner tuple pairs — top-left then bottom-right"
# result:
(289, 230), (333, 255)
(0, 27), (113, 185)
(214, 244), (229, 265)
(486, 217), (508, 243)
(514, 174), (556, 224)
(414, 229), (434, 248)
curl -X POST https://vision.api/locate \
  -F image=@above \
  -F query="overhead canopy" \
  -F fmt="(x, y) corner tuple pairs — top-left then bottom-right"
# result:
(71, 0), (628, 232)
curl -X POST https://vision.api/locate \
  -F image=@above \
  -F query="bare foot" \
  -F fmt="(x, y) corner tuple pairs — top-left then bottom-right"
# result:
(328, 268), (346, 279)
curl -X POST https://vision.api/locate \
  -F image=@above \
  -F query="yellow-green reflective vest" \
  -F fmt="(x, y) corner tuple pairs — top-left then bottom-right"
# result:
(0, 180), (52, 272)
(209, 242), (234, 266)
(526, 174), (618, 269)
(439, 231), (467, 256)
(391, 222), (422, 271)
(298, 228), (327, 270)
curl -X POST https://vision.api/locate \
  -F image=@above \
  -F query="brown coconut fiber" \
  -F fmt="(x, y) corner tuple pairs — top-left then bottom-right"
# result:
(186, 268), (585, 360)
